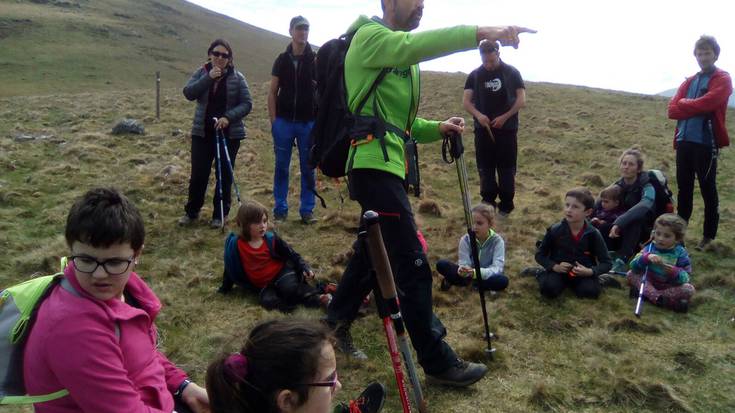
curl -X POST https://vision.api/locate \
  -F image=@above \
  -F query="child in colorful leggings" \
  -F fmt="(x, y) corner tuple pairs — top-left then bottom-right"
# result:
(627, 213), (695, 312)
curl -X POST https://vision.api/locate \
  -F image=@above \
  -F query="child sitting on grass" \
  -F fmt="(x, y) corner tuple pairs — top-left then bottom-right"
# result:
(436, 204), (508, 292)
(534, 188), (612, 299)
(627, 213), (695, 313)
(590, 184), (624, 230)
(219, 200), (331, 312)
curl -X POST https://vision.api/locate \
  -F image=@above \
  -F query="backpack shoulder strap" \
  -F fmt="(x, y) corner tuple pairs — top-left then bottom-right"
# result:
(264, 231), (276, 256)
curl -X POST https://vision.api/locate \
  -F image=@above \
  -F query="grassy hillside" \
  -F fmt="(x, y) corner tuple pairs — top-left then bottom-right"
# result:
(1, 70), (733, 412)
(0, 0), (288, 96)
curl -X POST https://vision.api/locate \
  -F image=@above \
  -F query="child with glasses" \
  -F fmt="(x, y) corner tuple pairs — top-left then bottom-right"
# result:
(206, 318), (385, 413)
(219, 200), (332, 312)
(23, 187), (209, 413)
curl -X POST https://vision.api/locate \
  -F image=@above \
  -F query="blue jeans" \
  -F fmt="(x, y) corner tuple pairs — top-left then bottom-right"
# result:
(272, 117), (315, 217)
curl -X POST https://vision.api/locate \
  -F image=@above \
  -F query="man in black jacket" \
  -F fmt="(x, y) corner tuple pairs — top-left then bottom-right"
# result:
(268, 16), (317, 224)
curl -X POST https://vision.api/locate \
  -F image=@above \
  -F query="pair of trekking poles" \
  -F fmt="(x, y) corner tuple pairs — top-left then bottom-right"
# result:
(361, 132), (496, 413)
(212, 117), (242, 232)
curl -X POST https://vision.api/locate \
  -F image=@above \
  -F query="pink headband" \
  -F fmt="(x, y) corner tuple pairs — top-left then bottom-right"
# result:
(224, 353), (248, 382)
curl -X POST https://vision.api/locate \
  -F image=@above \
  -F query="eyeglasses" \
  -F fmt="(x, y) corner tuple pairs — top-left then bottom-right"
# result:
(69, 255), (135, 275)
(210, 51), (230, 59)
(302, 370), (338, 393)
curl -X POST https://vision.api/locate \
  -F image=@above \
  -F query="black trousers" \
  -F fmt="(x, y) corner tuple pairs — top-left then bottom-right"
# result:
(474, 127), (518, 213)
(326, 169), (458, 375)
(676, 141), (719, 239)
(537, 271), (601, 299)
(598, 219), (650, 261)
(184, 135), (240, 220)
(259, 267), (320, 311)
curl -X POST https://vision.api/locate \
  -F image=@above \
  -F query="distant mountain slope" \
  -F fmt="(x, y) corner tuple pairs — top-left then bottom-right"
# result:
(0, 0), (289, 96)
(658, 87), (735, 108)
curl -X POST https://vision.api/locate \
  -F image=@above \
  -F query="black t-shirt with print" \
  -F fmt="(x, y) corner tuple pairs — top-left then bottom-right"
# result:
(464, 61), (525, 130)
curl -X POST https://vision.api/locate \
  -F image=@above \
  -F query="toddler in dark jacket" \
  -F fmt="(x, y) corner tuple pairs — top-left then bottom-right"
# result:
(219, 200), (330, 311)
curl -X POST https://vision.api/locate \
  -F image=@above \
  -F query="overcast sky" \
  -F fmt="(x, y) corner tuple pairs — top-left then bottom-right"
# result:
(187, 0), (733, 95)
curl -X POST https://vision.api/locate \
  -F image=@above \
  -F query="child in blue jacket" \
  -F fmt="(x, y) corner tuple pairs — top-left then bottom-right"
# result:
(219, 200), (330, 311)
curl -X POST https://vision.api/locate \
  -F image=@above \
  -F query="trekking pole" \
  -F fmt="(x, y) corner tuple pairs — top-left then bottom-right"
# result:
(634, 243), (654, 317)
(213, 118), (242, 206)
(363, 210), (427, 413)
(212, 119), (225, 233)
(441, 132), (496, 358)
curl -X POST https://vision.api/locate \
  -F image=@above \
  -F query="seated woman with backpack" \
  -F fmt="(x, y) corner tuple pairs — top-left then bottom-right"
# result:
(22, 188), (209, 413)
(603, 148), (657, 267)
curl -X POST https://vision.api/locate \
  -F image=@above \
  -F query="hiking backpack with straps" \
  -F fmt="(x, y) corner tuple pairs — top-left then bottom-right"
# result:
(0, 274), (69, 405)
(647, 169), (675, 217)
(308, 25), (413, 179)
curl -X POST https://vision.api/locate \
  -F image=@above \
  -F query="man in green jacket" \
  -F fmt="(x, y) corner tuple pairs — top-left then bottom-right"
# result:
(325, 0), (534, 387)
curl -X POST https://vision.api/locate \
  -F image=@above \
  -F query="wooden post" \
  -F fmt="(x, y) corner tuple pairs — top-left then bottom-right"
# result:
(156, 71), (160, 120)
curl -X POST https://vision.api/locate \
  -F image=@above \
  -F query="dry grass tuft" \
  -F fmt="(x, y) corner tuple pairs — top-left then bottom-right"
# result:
(607, 318), (662, 334)
(672, 350), (707, 374)
(418, 199), (443, 217)
(608, 378), (692, 412)
(529, 382), (568, 412)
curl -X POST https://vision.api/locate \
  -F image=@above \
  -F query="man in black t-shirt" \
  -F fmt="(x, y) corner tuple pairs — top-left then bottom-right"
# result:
(463, 40), (526, 215)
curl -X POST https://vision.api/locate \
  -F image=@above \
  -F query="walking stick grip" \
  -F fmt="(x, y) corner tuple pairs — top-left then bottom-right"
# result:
(363, 211), (398, 301)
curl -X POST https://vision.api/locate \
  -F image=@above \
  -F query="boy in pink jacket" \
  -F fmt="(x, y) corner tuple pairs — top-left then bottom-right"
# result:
(24, 188), (209, 413)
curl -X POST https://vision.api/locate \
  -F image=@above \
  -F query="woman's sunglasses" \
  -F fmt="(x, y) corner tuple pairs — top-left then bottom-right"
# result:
(211, 51), (230, 59)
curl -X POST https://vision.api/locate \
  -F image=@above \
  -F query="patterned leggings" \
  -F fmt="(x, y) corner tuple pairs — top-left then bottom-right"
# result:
(627, 272), (695, 309)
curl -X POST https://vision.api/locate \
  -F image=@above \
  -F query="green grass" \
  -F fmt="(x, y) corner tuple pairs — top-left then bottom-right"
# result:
(1, 75), (734, 412)
(0, 0), (287, 96)
(1, 1), (734, 411)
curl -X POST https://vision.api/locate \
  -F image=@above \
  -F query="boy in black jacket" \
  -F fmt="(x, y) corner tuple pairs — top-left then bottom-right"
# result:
(534, 188), (612, 299)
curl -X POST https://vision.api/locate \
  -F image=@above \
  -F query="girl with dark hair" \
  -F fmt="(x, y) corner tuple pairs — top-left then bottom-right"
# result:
(206, 319), (385, 413)
(180, 38), (253, 228)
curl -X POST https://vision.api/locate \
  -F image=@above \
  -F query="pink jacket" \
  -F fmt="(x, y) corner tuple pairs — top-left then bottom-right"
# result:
(23, 265), (188, 413)
(668, 67), (732, 148)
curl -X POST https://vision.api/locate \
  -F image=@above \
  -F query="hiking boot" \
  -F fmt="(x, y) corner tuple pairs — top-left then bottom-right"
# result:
(209, 218), (224, 229)
(611, 258), (628, 274)
(301, 213), (318, 225)
(695, 237), (713, 252)
(328, 321), (368, 360)
(335, 382), (386, 413)
(598, 273), (622, 289)
(273, 213), (288, 223)
(629, 287), (639, 299)
(673, 299), (689, 313)
(440, 278), (452, 291)
(426, 359), (488, 387)
(178, 214), (196, 226)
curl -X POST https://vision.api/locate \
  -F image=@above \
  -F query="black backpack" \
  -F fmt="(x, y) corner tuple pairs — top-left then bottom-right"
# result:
(309, 29), (409, 178)
(648, 169), (675, 217)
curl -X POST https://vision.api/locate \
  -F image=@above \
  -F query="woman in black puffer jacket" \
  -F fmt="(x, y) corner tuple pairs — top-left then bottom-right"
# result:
(180, 38), (252, 228)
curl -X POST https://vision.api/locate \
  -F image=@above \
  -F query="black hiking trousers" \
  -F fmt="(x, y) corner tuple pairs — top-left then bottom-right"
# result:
(676, 141), (719, 239)
(326, 169), (458, 375)
(474, 127), (518, 214)
(184, 134), (240, 220)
